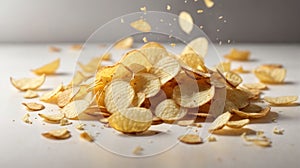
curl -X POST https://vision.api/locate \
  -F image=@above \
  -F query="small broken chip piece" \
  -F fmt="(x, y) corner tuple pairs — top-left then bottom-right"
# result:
(273, 127), (284, 135)
(60, 118), (72, 126)
(38, 113), (64, 122)
(178, 134), (203, 144)
(204, 0), (215, 8)
(31, 58), (60, 75)
(264, 96), (298, 105)
(179, 11), (194, 34)
(132, 146), (143, 155)
(42, 128), (71, 140)
(224, 48), (250, 61)
(23, 90), (39, 99)
(22, 113), (32, 124)
(10, 74), (46, 91)
(80, 131), (94, 142)
(232, 105), (271, 119)
(76, 123), (86, 130)
(226, 119), (250, 129)
(241, 133), (272, 147)
(243, 83), (267, 90)
(209, 112), (232, 132)
(130, 19), (151, 32)
(71, 44), (83, 50)
(22, 102), (45, 111)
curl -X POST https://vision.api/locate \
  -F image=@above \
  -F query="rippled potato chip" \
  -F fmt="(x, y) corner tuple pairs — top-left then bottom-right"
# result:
(108, 107), (152, 133)
(130, 19), (151, 32)
(224, 48), (250, 61)
(232, 105), (271, 119)
(32, 58), (60, 75)
(10, 74), (46, 91)
(114, 37), (134, 49)
(140, 42), (168, 65)
(224, 71), (243, 87)
(38, 113), (64, 122)
(226, 119), (250, 128)
(131, 73), (160, 98)
(181, 37), (208, 58)
(264, 96), (298, 105)
(179, 11), (194, 34)
(178, 134), (202, 144)
(155, 99), (187, 121)
(22, 102), (45, 111)
(209, 111), (232, 132)
(42, 128), (71, 140)
(23, 90), (39, 99)
(61, 100), (90, 119)
(254, 64), (286, 83)
(57, 87), (80, 108)
(120, 50), (152, 73)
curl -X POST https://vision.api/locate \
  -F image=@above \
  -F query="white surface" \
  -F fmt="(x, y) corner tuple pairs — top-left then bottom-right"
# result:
(0, 43), (300, 168)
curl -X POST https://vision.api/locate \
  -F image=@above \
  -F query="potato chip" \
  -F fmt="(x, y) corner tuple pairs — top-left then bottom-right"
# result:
(23, 90), (39, 99)
(179, 11), (194, 34)
(181, 37), (208, 58)
(232, 66), (250, 73)
(22, 113), (32, 124)
(49, 46), (61, 52)
(264, 96), (298, 105)
(207, 136), (217, 142)
(114, 37), (134, 49)
(108, 107), (152, 133)
(120, 50), (152, 73)
(254, 65), (286, 83)
(273, 127), (284, 135)
(224, 48), (250, 61)
(226, 87), (249, 109)
(60, 118), (72, 126)
(130, 19), (151, 32)
(69, 71), (88, 86)
(99, 118), (109, 124)
(176, 120), (194, 127)
(31, 58), (60, 75)
(241, 133), (271, 147)
(57, 87), (80, 108)
(40, 83), (63, 103)
(132, 146), (143, 155)
(139, 42), (168, 65)
(212, 127), (256, 136)
(42, 128), (71, 140)
(131, 73), (160, 98)
(242, 83), (267, 90)
(78, 56), (103, 73)
(104, 80), (135, 113)
(155, 99), (187, 121)
(22, 102), (45, 111)
(204, 0), (215, 8)
(76, 123), (85, 130)
(80, 131), (94, 142)
(226, 119), (250, 128)
(215, 61), (231, 72)
(209, 112), (232, 132)
(61, 100), (90, 119)
(10, 74), (46, 91)
(178, 134), (202, 144)
(224, 71), (243, 87)
(38, 113), (64, 122)
(180, 53), (206, 72)
(232, 105), (271, 119)
(132, 92), (146, 107)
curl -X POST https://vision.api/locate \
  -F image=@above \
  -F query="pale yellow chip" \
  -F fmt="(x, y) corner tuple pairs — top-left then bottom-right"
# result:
(178, 134), (203, 144)
(31, 58), (60, 75)
(23, 90), (39, 99)
(57, 87), (80, 108)
(80, 131), (94, 142)
(10, 74), (46, 91)
(204, 0), (215, 8)
(226, 119), (250, 128)
(140, 42), (168, 65)
(215, 61), (231, 72)
(180, 53), (206, 72)
(104, 80), (135, 113)
(22, 113), (32, 124)
(273, 127), (284, 135)
(130, 19), (151, 32)
(254, 65), (286, 83)
(179, 11), (194, 34)
(40, 83), (63, 103)
(38, 113), (64, 122)
(22, 102), (45, 111)
(232, 105), (271, 119)
(155, 99), (187, 121)
(131, 73), (161, 98)
(108, 107), (152, 133)
(78, 56), (103, 73)
(209, 111), (232, 132)
(42, 128), (71, 140)
(181, 37), (208, 58)
(120, 50), (152, 73)
(224, 71), (243, 87)
(264, 96), (298, 105)
(242, 83), (267, 90)
(114, 37), (134, 49)
(76, 123), (85, 130)
(61, 100), (90, 119)
(60, 118), (72, 126)
(69, 71), (88, 86)
(226, 87), (250, 109)
(207, 136), (217, 142)
(224, 48), (250, 61)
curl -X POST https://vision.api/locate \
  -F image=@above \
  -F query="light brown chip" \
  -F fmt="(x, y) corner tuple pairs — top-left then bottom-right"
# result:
(176, 120), (194, 127)
(212, 127), (256, 136)
(224, 48), (250, 61)
(181, 37), (208, 58)
(224, 71), (243, 87)
(108, 107), (153, 133)
(31, 58), (60, 75)
(132, 146), (143, 155)
(22, 113), (32, 124)
(38, 113), (64, 122)
(180, 53), (206, 72)
(155, 99), (187, 121)
(207, 135), (217, 142)
(49, 46), (61, 52)
(23, 90), (39, 99)
(130, 19), (151, 32)
(226, 119), (250, 128)
(178, 134), (203, 144)
(80, 131), (94, 142)
(204, 0), (215, 8)
(209, 112), (232, 131)
(241, 133), (271, 147)
(232, 105), (271, 119)
(243, 83), (267, 90)
(179, 11), (194, 34)
(57, 87), (80, 108)
(264, 96), (298, 105)
(61, 100), (90, 119)
(71, 44), (83, 50)
(10, 74), (46, 91)
(254, 65), (286, 83)
(42, 128), (71, 140)
(114, 37), (134, 49)
(22, 102), (45, 111)
(273, 127), (284, 135)
(232, 66), (250, 74)
(131, 73), (161, 98)
(226, 88), (250, 109)
(76, 123), (85, 130)
(120, 50), (152, 73)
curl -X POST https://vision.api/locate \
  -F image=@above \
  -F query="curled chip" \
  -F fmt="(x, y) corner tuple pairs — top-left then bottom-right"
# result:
(131, 73), (161, 98)
(80, 131), (94, 142)
(264, 96), (298, 105)
(181, 37), (208, 58)
(178, 134), (202, 144)
(42, 128), (71, 140)
(10, 74), (46, 91)
(40, 83), (63, 103)
(120, 50), (152, 73)
(130, 19), (151, 32)
(226, 119), (250, 129)
(155, 99), (187, 121)
(179, 11), (194, 34)
(254, 64), (286, 83)
(31, 58), (60, 75)
(232, 105), (271, 119)
(114, 37), (134, 49)
(23, 90), (39, 99)
(180, 53), (206, 72)
(108, 107), (152, 133)
(61, 100), (90, 119)
(104, 80), (135, 113)
(223, 71), (243, 87)
(38, 113), (64, 122)
(224, 48), (250, 61)
(241, 133), (271, 147)
(22, 102), (45, 111)
(243, 83), (267, 90)
(209, 111), (232, 132)
(57, 87), (80, 108)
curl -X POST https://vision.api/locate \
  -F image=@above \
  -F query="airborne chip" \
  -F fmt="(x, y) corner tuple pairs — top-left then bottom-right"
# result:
(264, 96), (298, 105)
(10, 74), (46, 91)
(178, 134), (203, 144)
(179, 11), (194, 34)
(181, 37), (208, 58)
(22, 102), (45, 111)
(31, 58), (60, 75)
(130, 19), (151, 32)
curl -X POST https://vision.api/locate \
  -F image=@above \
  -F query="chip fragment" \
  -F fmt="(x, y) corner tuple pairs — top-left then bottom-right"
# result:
(232, 105), (271, 119)
(42, 128), (71, 140)
(31, 58), (60, 75)
(178, 134), (203, 144)
(223, 71), (243, 87)
(22, 102), (45, 111)
(273, 127), (284, 135)
(179, 11), (194, 34)
(10, 74), (46, 91)
(22, 113), (32, 124)
(130, 19), (151, 32)
(114, 37), (134, 49)
(224, 48), (250, 61)
(80, 131), (94, 142)
(40, 83), (63, 103)
(264, 96), (298, 105)
(241, 132), (271, 147)
(209, 112), (232, 132)
(38, 113), (64, 122)
(226, 119), (250, 129)
(204, 0), (215, 8)
(23, 90), (39, 99)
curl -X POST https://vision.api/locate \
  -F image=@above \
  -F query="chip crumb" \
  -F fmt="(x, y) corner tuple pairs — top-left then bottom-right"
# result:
(60, 118), (72, 126)
(22, 113), (32, 124)
(192, 123), (202, 128)
(76, 123), (86, 130)
(218, 16), (223, 20)
(49, 46), (61, 52)
(197, 9), (204, 13)
(142, 37), (148, 43)
(208, 135), (217, 142)
(273, 127), (284, 135)
(241, 132), (272, 147)
(132, 146), (143, 155)
(166, 4), (171, 11)
(170, 43), (176, 47)
(204, 0), (214, 8)
(99, 118), (109, 124)
(80, 131), (94, 142)
(140, 6), (147, 12)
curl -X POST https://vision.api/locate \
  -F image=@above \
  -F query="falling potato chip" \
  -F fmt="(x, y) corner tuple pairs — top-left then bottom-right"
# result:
(204, 0), (215, 8)
(178, 134), (202, 144)
(242, 83), (267, 90)
(104, 80), (135, 113)
(181, 37), (208, 58)
(10, 74), (46, 91)
(254, 64), (286, 83)
(114, 37), (134, 49)
(224, 48), (250, 61)
(22, 113), (32, 124)
(23, 90), (39, 99)
(131, 73), (161, 98)
(80, 131), (94, 142)
(61, 100), (90, 119)
(232, 105), (271, 119)
(179, 11), (194, 34)
(155, 99), (187, 121)
(108, 107), (152, 133)
(226, 119), (250, 128)
(209, 112), (232, 132)
(38, 113), (64, 122)
(22, 102), (45, 111)
(31, 58), (60, 75)
(130, 19), (151, 32)
(224, 71), (243, 87)
(40, 83), (63, 103)
(120, 50), (152, 73)
(57, 87), (80, 108)
(180, 53), (206, 72)
(42, 128), (71, 140)
(264, 96), (298, 105)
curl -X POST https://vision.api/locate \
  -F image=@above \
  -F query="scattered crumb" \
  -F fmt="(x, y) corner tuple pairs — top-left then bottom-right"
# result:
(132, 146), (143, 155)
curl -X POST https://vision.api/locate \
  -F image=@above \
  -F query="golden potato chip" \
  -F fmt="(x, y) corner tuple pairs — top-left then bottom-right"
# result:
(264, 96), (298, 105)
(104, 80), (135, 113)
(108, 107), (152, 133)
(224, 71), (243, 87)
(22, 113), (32, 124)
(140, 44), (168, 65)
(215, 61), (231, 72)
(226, 87), (249, 109)
(23, 90), (39, 99)
(232, 66), (250, 74)
(207, 136), (217, 142)
(212, 127), (256, 136)
(31, 58), (60, 75)
(132, 92), (146, 107)
(10, 74), (46, 91)
(155, 99), (187, 121)
(226, 119), (250, 128)
(180, 53), (206, 72)
(120, 50), (152, 73)
(179, 11), (194, 34)
(242, 83), (267, 90)
(176, 120), (194, 127)
(76, 123), (85, 130)
(22, 102), (45, 111)
(178, 134), (202, 144)
(42, 128), (71, 140)
(114, 37), (134, 49)
(130, 19), (151, 32)
(232, 105), (271, 119)
(80, 131), (94, 142)
(49, 46), (61, 52)
(61, 100), (90, 119)
(57, 87), (80, 108)
(241, 133), (271, 147)
(99, 118), (109, 124)
(209, 111), (232, 132)
(131, 73), (160, 98)
(40, 83), (63, 103)
(204, 0), (215, 8)
(254, 65), (286, 83)
(224, 48), (250, 61)
(181, 37), (208, 58)
(38, 113), (64, 122)
(273, 127), (284, 135)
